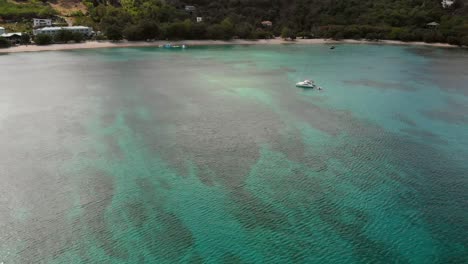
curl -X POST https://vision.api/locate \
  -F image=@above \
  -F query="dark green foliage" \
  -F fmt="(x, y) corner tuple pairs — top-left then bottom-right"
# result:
(461, 36), (468, 46)
(72, 32), (85, 43)
(68, 0), (468, 44)
(49, 30), (85, 43)
(34, 34), (52, 45)
(206, 24), (225, 39)
(281, 27), (295, 40)
(123, 21), (159, 40)
(105, 25), (124, 41)
(446, 36), (460, 46)
(20, 33), (30, 45)
(0, 0), (56, 20)
(220, 18), (234, 39)
(0, 36), (11, 48)
(423, 31), (444, 43)
(163, 20), (191, 39)
(54, 30), (74, 43)
(123, 24), (143, 40)
(191, 23), (208, 39)
(254, 28), (273, 39)
(235, 22), (254, 39)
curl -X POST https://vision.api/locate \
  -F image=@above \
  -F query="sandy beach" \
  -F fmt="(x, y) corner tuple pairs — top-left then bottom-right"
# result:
(0, 38), (459, 53)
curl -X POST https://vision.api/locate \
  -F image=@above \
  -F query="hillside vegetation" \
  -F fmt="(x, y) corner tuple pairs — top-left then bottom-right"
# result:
(1, 0), (468, 45)
(0, 0), (56, 20)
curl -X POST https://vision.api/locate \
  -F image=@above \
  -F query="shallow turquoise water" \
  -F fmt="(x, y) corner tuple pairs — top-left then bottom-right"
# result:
(0, 44), (467, 263)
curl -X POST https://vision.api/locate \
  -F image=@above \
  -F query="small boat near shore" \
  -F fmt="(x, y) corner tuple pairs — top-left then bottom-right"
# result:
(296, 80), (316, 88)
(159, 43), (187, 49)
(296, 80), (324, 90)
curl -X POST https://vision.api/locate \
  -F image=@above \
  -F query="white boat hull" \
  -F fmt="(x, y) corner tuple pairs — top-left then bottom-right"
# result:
(296, 82), (315, 88)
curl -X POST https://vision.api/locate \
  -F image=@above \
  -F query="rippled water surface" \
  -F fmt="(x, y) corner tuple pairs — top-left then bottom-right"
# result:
(1, 45), (467, 263)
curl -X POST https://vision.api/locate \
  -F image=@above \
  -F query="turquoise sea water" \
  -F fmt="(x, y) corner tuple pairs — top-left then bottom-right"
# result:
(0, 44), (467, 263)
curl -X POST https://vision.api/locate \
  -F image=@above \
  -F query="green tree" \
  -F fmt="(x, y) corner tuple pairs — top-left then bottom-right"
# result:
(446, 36), (461, 46)
(254, 28), (272, 39)
(461, 36), (468, 47)
(220, 18), (234, 39)
(164, 21), (188, 40)
(72, 32), (85, 43)
(139, 20), (159, 40)
(54, 30), (74, 43)
(20, 33), (31, 45)
(34, 34), (53, 45)
(191, 23), (208, 39)
(207, 24), (225, 40)
(281, 27), (294, 40)
(105, 25), (124, 41)
(235, 22), (254, 39)
(0, 37), (11, 48)
(123, 24), (143, 40)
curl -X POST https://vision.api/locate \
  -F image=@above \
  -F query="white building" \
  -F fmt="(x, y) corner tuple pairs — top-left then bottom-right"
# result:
(33, 18), (52, 28)
(33, 26), (93, 36)
(442, 0), (455, 8)
(185, 5), (196, 12)
(0, 27), (5, 35)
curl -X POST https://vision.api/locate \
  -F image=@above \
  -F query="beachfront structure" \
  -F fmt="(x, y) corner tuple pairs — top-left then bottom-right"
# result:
(33, 26), (93, 36)
(196, 17), (203, 23)
(33, 18), (52, 28)
(261, 21), (273, 27)
(0, 27), (5, 35)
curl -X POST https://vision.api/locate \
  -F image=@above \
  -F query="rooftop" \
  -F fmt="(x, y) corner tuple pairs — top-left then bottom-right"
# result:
(1, 32), (23, 37)
(37, 26), (90, 30)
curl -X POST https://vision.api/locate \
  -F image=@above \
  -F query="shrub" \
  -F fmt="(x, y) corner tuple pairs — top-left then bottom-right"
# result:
(206, 24), (225, 39)
(34, 34), (52, 45)
(423, 31), (444, 43)
(72, 32), (84, 43)
(123, 25), (143, 41)
(461, 36), (468, 47)
(105, 25), (123, 41)
(0, 37), (11, 48)
(446, 36), (461, 46)
(95, 35), (107, 40)
(54, 30), (74, 43)
(281, 27), (295, 40)
(20, 33), (31, 45)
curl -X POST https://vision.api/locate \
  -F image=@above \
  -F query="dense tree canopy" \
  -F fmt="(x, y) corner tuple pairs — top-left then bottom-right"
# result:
(78, 0), (468, 44)
(0, 36), (11, 48)
(1, 0), (468, 44)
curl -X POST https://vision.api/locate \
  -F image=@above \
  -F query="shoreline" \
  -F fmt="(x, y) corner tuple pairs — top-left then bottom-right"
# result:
(0, 38), (461, 53)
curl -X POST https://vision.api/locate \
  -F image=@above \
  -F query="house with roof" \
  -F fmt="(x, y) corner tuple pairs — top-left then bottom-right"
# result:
(33, 18), (52, 28)
(261, 21), (273, 27)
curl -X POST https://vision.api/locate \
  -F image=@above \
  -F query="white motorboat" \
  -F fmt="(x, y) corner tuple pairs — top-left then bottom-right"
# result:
(296, 80), (316, 88)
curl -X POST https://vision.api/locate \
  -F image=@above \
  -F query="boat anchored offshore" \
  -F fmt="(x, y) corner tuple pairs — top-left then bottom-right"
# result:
(296, 80), (316, 88)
